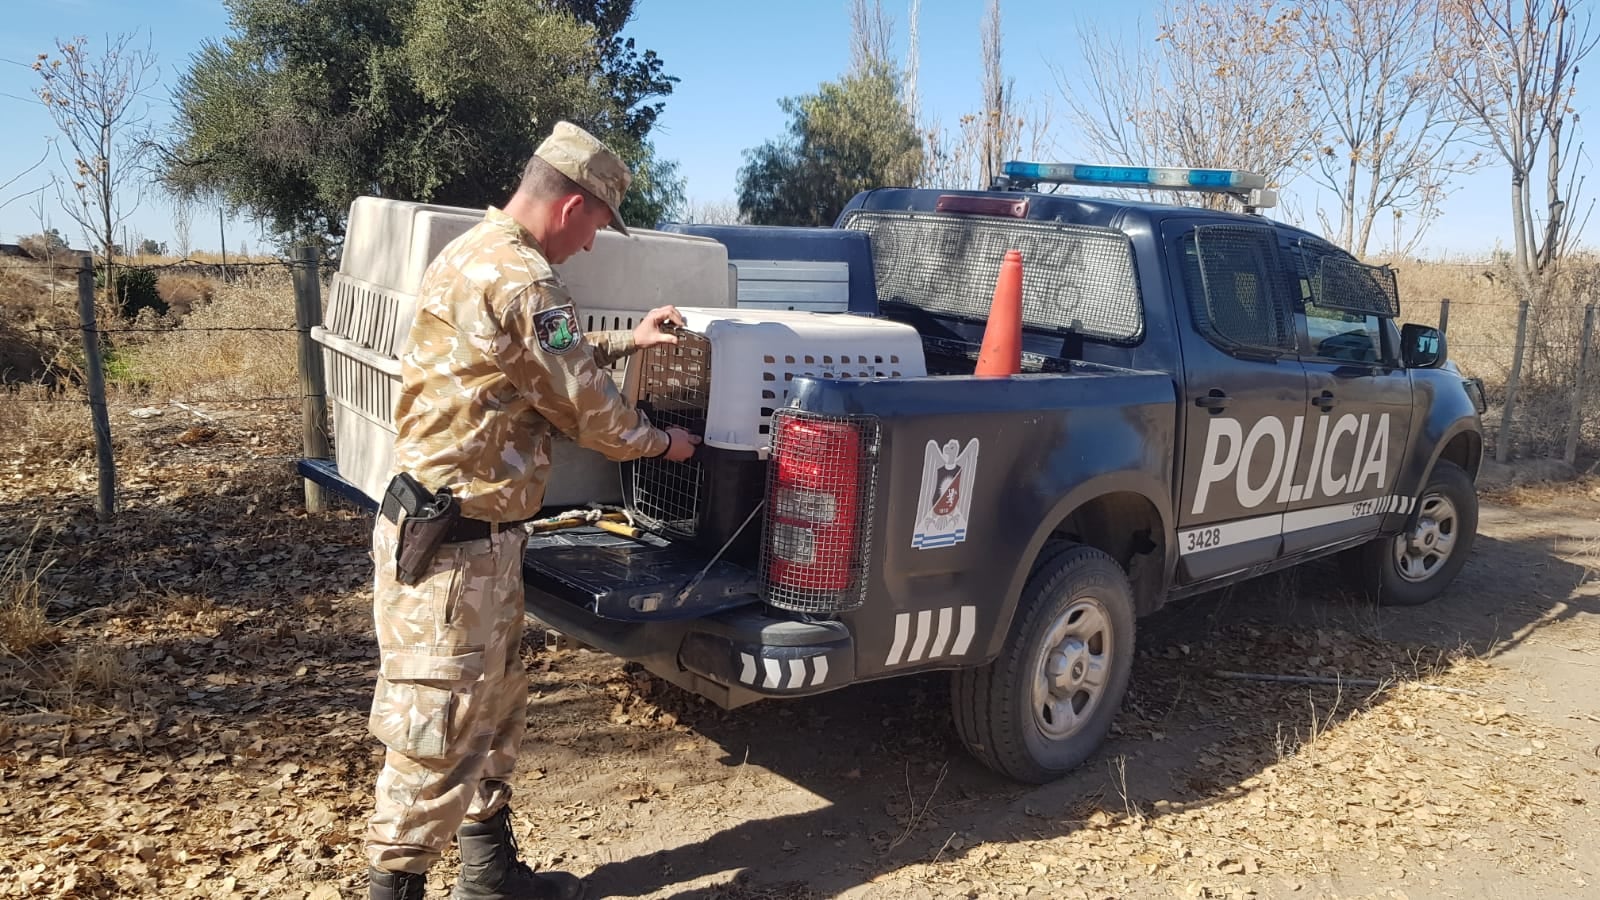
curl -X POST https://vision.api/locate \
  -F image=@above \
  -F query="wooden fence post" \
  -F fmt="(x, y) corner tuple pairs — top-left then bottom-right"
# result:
(1438, 297), (1450, 335)
(1496, 299), (1531, 464)
(1565, 298), (1595, 466)
(77, 254), (116, 520)
(293, 245), (331, 512)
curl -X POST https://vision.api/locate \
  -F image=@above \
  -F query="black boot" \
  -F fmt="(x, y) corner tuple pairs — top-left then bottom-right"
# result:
(369, 867), (426, 900)
(453, 806), (584, 900)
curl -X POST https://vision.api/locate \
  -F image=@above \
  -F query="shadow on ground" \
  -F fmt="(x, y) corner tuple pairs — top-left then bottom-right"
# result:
(562, 517), (1596, 899)
(6, 470), (1594, 899)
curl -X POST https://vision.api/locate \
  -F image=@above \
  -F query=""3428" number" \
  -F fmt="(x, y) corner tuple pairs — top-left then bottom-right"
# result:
(1185, 527), (1222, 552)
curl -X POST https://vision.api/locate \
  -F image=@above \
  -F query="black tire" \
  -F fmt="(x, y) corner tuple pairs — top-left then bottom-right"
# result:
(951, 544), (1136, 783)
(1354, 460), (1478, 606)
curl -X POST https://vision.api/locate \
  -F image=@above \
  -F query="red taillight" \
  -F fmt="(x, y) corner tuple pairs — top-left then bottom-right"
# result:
(765, 417), (863, 602)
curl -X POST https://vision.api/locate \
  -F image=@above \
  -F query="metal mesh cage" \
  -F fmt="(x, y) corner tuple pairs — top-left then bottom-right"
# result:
(1296, 241), (1400, 318)
(761, 410), (880, 614)
(839, 210), (1144, 344)
(629, 332), (711, 538)
(1185, 225), (1297, 353)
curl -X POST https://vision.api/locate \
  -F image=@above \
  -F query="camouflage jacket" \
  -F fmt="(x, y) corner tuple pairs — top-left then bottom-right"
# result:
(391, 207), (669, 522)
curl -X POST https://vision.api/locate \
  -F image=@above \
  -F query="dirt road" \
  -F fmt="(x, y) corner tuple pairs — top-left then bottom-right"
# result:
(2, 428), (1596, 900)
(512, 487), (1600, 900)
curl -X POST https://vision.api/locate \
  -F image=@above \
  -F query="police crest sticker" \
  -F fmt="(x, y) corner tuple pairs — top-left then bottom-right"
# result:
(913, 438), (979, 550)
(534, 304), (582, 354)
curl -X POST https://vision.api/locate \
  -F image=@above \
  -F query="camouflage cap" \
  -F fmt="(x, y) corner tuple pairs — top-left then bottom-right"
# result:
(534, 121), (632, 235)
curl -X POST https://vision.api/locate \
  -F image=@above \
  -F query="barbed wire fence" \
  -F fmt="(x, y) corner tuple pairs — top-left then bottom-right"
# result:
(1427, 294), (1598, 469)
(5, 246), (1599, 522)
(2, 248), (332, 520)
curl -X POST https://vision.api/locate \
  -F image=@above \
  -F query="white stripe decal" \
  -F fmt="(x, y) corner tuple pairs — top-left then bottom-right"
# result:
(1180, 495), (1413, 556)
(952, 606), (977, 656)
(885, 613), (910, 665)
(739, 653), (756, 685)
(908, 610), (934, 662)
(787, 659), (806, 689)
(762, 658), (781, 689)
(1282, 504), (1360, 533)
(883, 605), (978, 667)
(929, 607), (954, 658)
(1177, 514), (1283, 556)
(810, 656), (828, 686)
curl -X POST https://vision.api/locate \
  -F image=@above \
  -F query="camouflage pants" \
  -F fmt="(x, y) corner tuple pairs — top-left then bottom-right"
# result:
(364, 515), (530, 874)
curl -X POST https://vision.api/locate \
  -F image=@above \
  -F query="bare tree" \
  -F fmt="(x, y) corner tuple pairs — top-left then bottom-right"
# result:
(33, 33), (159, 301)
(918, 0), (1037, 190)
(1057, 1), (1318, 208)
(850, 0), (895, 73)
(682, 198), (742, 225)
(920, 113), (979, 188)
(1442, 0), (1596, 298)
(905, 0), (921, 127)
(171, 196), (194, 259)
(1296, 0), (1480, 258)
(976, 0), (1018, 187)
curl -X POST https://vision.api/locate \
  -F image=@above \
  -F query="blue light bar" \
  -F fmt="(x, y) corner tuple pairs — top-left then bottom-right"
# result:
(1002, 161), (1267, 192)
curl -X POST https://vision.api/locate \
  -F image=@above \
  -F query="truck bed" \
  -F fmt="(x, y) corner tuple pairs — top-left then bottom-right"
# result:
(294, 458), (763, 622)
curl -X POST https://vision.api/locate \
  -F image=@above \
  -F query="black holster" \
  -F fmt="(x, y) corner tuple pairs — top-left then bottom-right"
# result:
(381, 473), (460, 586)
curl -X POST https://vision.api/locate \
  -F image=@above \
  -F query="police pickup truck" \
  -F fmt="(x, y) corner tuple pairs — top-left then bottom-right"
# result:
(308, 162), (1485, 784)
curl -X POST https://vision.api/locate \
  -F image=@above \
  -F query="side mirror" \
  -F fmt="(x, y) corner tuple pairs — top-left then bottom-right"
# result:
(1401, 323), (1446, 369)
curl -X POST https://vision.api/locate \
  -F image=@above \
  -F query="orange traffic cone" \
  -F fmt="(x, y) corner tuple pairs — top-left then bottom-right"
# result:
(975, 249), (1023, 376)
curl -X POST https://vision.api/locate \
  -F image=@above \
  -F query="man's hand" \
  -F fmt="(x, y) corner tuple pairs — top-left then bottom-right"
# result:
(634, 305), (686, 350)
(662, 427), (701, 462)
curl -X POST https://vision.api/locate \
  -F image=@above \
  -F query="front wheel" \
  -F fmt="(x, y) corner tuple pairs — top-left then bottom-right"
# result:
(1354, 460), (1478, 606)
(952, 545), (1136, 783)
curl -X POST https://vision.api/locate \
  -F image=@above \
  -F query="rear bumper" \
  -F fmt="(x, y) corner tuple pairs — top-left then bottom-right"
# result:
(521, 585), (856, 708)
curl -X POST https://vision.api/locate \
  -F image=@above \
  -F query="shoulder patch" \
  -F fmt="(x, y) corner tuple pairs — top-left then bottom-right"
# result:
(534, 304), (583, 355)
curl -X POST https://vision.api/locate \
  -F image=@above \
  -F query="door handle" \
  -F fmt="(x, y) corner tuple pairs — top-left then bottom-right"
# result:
(1313, 391), (1337, 411)
(1194, 391), (1230, 412)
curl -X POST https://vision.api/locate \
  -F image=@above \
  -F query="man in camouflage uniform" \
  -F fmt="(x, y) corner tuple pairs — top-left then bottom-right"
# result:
(365, 121), (700, 900)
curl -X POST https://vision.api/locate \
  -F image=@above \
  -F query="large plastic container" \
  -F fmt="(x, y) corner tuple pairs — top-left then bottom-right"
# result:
(660, 224), (876, 314)
(673, 307), (926, 452)
(313, 196), (734, 506)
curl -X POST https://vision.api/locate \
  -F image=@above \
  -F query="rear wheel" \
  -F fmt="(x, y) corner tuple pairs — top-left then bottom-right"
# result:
(952, 544), (1135, 783)
(1354, 460), (1478, 606)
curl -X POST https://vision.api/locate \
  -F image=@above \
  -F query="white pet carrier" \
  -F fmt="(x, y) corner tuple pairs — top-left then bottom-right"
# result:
(312, 196), (735, 505)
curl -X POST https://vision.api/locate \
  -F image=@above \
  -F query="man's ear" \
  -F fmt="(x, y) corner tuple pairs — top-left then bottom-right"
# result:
(556, 193), (585, 226)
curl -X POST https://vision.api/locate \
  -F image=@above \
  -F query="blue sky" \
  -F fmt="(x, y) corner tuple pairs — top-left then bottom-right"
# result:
(0, 0), (1592, 259)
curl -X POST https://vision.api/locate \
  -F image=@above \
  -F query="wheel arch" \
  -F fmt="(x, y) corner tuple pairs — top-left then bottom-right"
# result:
(985, 471), (1174, 658)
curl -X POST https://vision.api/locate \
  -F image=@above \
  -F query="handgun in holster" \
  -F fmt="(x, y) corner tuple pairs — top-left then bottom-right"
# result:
(381, 472), (460, 586)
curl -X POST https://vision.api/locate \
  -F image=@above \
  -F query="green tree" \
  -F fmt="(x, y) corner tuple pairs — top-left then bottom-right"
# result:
(161, 0), (682, 239)
(737, 60), (923, 226)
(549, 0), (677, 139)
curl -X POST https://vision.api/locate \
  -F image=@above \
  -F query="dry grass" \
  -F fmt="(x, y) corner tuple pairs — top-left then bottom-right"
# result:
(155, 274), (216, 316)
(0, 384), (92, 459)
(0, 526), (139, 714)
(1393, 255), (1600, 459)
(0, 529), (57, 660)
(7, 238), (1598, 458)
(117, 266), (300, 402)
